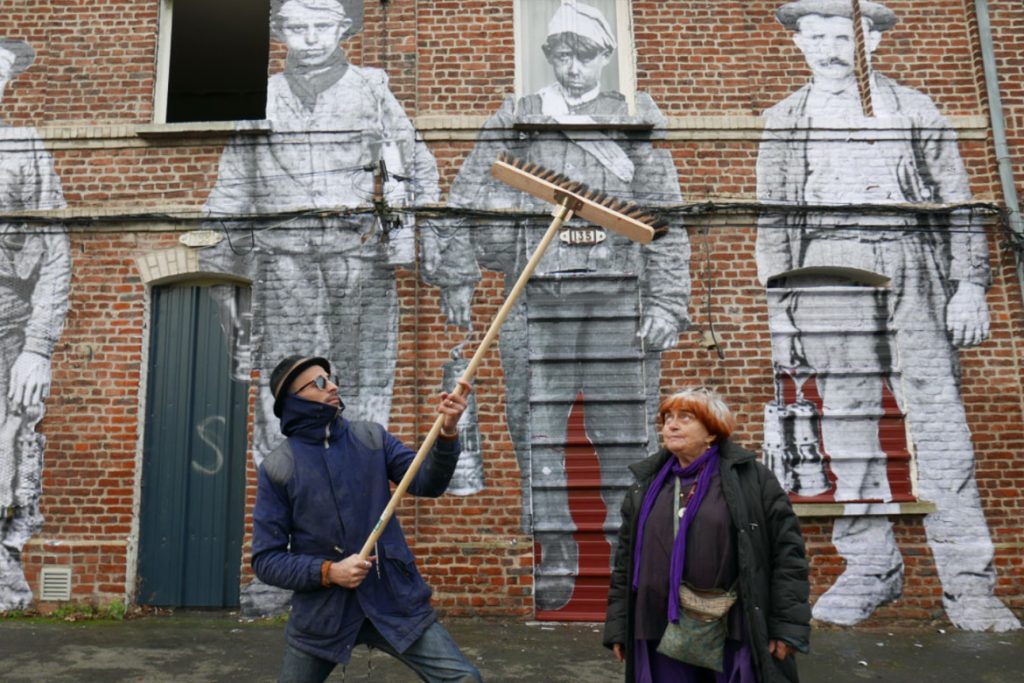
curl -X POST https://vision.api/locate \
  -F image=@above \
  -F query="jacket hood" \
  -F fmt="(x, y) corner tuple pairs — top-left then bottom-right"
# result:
(279, 393), (343, 439)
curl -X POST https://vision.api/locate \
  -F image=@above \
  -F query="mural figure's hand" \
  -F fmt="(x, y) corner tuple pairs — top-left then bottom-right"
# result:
(639, 313), (678, 351)
(8, 351), (51, 409)
(946, 282), (989, 348)
(440, 284), (474, 328)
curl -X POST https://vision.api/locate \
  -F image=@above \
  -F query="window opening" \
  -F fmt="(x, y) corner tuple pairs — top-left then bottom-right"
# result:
(156, 0), (270, 123)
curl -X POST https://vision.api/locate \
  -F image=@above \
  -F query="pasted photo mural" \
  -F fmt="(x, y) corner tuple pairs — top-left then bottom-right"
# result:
(198, 0), (439, 612)
(0, 38), (72, 611)
(424, 0), (691, 614)
(756, 0), (1020, 631)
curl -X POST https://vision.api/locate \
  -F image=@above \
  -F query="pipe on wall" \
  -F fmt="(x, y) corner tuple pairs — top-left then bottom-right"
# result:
(974, 0), (1024, 294)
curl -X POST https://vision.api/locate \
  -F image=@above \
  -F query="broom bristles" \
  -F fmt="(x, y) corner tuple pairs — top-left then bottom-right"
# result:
(490, 153), (667, 244)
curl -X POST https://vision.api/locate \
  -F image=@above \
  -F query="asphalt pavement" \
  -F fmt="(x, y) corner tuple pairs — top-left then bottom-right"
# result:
(1, 612), (1022, 682)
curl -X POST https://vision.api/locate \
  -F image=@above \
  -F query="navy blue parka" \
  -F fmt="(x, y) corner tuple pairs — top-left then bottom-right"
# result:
(251, 393), (461, 664)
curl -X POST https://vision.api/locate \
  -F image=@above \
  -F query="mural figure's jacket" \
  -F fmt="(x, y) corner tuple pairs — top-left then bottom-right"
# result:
(603, 439), (811, 682)
(755, 73), (989, 289)
(251, 394), (460, 664)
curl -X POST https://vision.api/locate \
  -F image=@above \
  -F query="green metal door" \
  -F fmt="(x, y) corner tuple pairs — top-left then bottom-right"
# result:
(137, 284), (249, 607)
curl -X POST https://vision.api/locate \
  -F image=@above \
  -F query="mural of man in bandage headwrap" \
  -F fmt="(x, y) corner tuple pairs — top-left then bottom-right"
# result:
(0, 38), (71, 611)
(199, 0), (439, 614)
(425, 0), (690, 612)
(756, 0), (1019, 631)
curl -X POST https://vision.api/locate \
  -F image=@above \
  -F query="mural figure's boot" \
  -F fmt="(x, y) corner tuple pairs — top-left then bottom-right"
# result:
(812, 516), (903, 625)
(1, 503), (42, 561)
(534, 533), (578, 612)
(239, 577), (293, 617)
(0, 543), (32, 611)
(812, 564), (903, 625)
(943, 594), (1022, 632)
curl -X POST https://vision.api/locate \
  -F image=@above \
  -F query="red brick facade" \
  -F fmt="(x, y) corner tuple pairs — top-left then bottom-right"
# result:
(3, 0), (1021, 627)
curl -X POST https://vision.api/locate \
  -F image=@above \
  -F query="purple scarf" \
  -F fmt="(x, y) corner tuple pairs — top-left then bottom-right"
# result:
(632, 444), (720, 623)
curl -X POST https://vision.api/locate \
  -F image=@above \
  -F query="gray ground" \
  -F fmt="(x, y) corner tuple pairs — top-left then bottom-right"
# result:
(0, 612), (1022, 682)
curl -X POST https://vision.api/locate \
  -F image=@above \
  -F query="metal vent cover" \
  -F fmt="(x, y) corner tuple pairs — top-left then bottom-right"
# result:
(39, 566), (72, 601)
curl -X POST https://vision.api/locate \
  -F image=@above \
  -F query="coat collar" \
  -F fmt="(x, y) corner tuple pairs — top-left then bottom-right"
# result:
(279, 393), (344, 440)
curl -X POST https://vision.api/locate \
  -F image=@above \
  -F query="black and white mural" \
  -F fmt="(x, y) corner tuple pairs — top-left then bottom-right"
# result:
(0, 38), (72, 611)
(756, 0), (1020, 631)
(198, 0), (440, 613)
(201, 0), (439, 460)
(424, 0), (691, 612)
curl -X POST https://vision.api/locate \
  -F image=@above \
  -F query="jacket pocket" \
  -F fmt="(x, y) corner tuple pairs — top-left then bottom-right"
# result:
(289, 587), (344, 637)
(380, 542), (432, 613)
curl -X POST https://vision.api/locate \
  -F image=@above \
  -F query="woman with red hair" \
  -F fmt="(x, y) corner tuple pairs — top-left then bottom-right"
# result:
(604, 388), (810, 682)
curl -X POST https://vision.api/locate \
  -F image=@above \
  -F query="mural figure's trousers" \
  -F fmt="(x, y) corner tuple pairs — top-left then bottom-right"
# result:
(501, 274), (660, 611)
(788, 234), (1000, 616)
(250, 244), (398, 465)
(0, 324), (46, 610)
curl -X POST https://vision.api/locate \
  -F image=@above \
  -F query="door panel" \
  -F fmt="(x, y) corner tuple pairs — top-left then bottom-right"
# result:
(138, 285), (249, 607)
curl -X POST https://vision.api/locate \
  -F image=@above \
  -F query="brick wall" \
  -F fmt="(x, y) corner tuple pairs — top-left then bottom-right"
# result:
(3, 0), (1021, 627)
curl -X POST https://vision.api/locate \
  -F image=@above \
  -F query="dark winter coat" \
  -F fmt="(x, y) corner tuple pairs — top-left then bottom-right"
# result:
(603, 438), (811, 682)
(251, 393), (461, 664)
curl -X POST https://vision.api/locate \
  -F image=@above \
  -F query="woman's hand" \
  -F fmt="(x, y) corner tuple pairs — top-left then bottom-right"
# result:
(611, 643), (625, 663)
(769, 639), (793, 660)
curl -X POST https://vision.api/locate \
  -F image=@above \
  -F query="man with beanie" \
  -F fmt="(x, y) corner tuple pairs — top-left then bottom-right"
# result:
(251, 355), (481, 682)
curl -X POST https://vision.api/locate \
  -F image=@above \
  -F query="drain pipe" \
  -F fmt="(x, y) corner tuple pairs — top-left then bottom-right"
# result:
(974, 0), (1024, 293)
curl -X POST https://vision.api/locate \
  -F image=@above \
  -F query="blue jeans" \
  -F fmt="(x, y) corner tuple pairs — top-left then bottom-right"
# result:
(278, 619), (482, 683)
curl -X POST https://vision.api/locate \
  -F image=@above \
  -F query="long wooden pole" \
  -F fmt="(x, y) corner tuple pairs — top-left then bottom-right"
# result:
(358, 201), (576, 559)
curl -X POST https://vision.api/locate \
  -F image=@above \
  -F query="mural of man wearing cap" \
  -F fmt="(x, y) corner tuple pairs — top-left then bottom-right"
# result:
(756, 0), (1019, 631)
(425, 0), (690, 612)
(0, 38), (72, 611)
(199, 0), (440, 493)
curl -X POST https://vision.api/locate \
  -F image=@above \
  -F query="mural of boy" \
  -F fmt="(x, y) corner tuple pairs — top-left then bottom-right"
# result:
(201, 0), (440, 466)
(425, 0), (690, 611)
(756, 0), (1019, 631)
(199, 0), (440, 615)
(0, 38), (72, 611)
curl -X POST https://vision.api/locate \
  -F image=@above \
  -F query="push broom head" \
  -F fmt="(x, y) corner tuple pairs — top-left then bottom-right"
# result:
(490, 153), (668, 244)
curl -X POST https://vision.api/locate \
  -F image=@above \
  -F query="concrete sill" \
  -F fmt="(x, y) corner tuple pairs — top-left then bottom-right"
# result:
(136, 120), (272, 138)
(793, 500), (937, 517)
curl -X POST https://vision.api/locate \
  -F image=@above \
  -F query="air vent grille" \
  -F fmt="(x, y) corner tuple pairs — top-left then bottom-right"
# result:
(39, 566), (72, 601)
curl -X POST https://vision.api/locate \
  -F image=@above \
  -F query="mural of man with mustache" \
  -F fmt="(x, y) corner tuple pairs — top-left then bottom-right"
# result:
(756, 0), (1019, 632)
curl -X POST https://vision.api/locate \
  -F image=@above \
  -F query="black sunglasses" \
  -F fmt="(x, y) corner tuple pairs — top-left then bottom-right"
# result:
(296, 375), (339, 393)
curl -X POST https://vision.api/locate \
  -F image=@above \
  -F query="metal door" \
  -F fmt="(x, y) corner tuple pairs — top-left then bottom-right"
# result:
(137, 284), (249, 607)
(527, 273), (650, 621)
